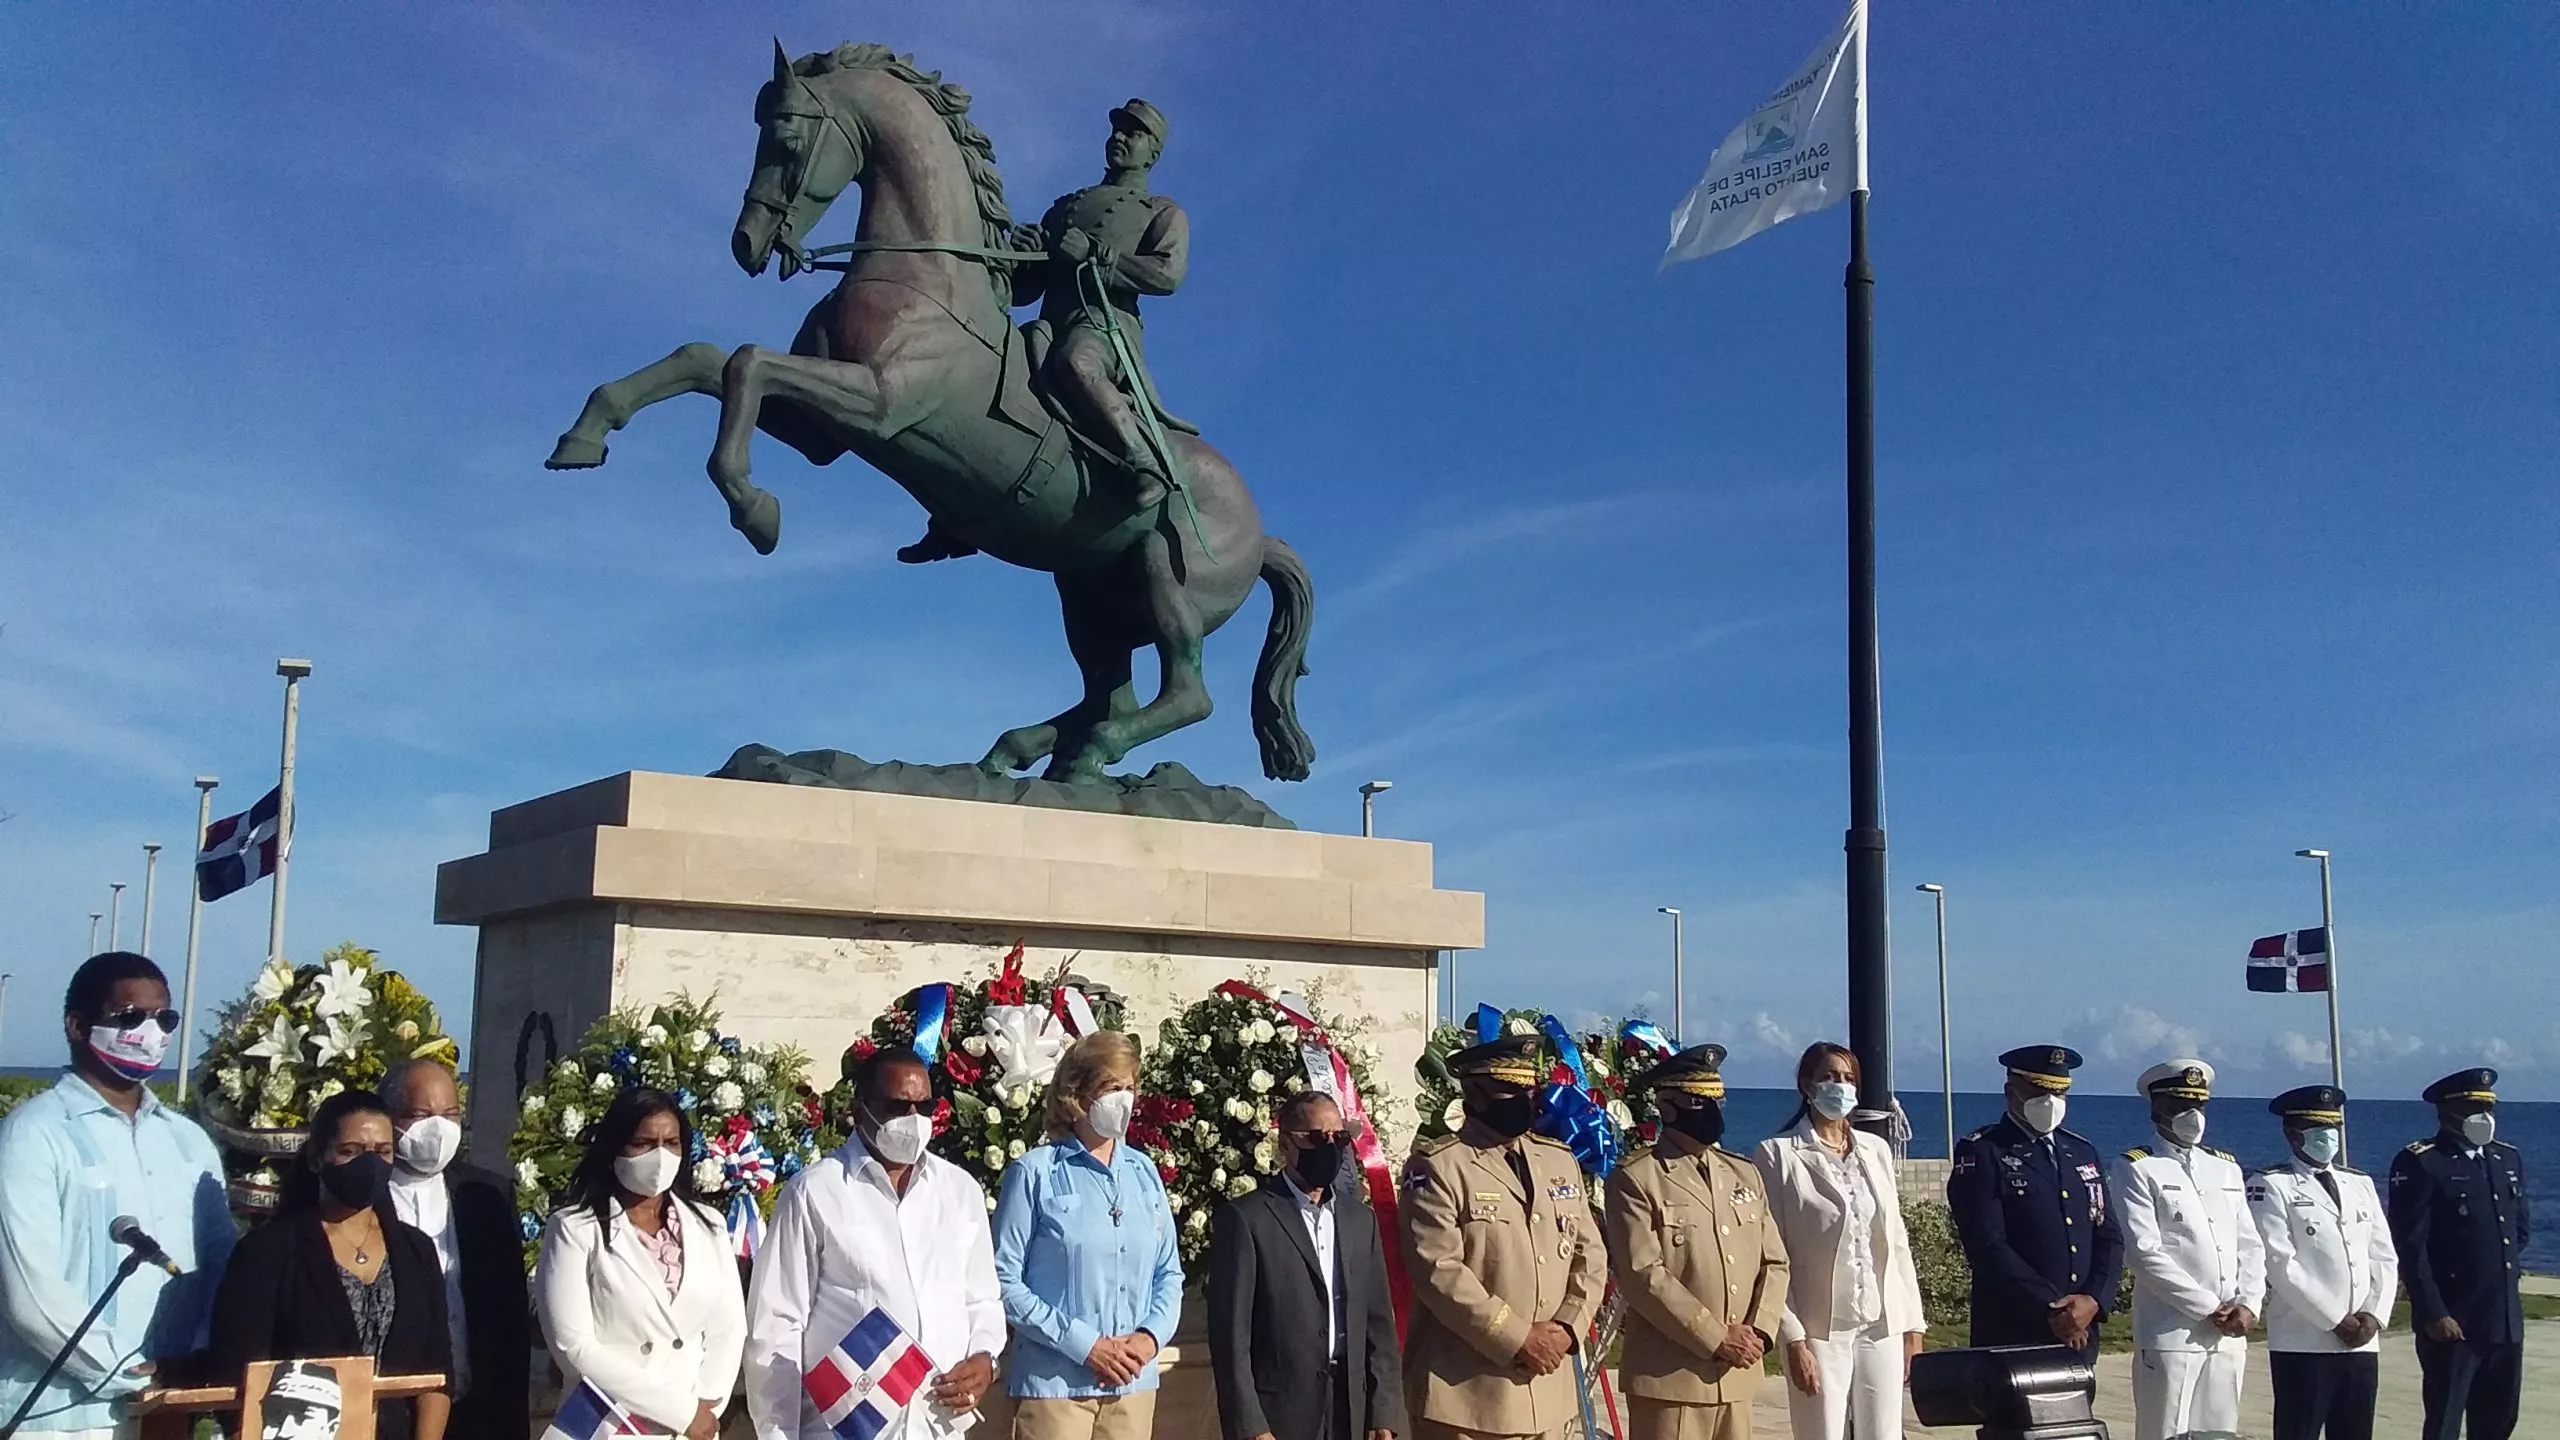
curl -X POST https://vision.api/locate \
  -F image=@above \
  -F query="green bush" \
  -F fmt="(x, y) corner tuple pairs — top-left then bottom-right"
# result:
(0, 1074), (50, 1120)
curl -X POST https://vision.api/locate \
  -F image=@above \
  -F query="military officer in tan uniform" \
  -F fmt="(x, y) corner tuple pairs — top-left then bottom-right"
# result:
(1400, 1034), (1608, 1440)
(1604, 1045), (1789, 1440)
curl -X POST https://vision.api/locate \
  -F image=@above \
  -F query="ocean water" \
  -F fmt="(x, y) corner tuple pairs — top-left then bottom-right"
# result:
(1718, 1087), (2558, 1271)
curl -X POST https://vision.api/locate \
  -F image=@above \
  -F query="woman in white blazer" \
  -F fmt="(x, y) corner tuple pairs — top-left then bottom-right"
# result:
(535, 1087), (747, 1439)
(1751, 1042), (1928, 1440)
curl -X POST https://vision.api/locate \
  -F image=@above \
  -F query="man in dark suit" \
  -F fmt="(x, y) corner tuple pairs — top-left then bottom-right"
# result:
(1946, 1044), (2126, 1366)
(1209, 1088), (1405, 1440)
(382, 1058), (531, 1440)
(2389, 1066), (2529, 1440)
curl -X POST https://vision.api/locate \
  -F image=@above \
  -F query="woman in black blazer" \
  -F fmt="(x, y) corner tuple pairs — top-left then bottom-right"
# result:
(211, 1090), (454, 1440)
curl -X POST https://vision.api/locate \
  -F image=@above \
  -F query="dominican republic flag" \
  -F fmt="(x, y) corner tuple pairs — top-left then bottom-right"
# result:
(803, 1308), (936, 1440)
(541, 1378), (639, 1439)
(196, 785), (285, 902)
(2247, 927), (2331, 992)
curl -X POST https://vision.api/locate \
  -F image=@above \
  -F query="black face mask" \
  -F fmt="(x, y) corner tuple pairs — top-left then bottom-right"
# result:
(1668, 1101), (1726, 1146)
(1468, 1092), (1538, 1140)
(1290, 1140), (1344, 1190)
(320, 1152), (391, 1209)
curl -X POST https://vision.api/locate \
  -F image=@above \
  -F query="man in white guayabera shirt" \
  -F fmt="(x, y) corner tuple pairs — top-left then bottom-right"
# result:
(2109, 1059), (2264, 1440)
(746, 1047), (1006, 1440)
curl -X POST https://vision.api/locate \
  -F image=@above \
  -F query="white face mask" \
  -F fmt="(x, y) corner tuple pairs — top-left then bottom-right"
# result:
(2164, 1109), (2208, 1148)
(613, 1145), (681, 1196)
(1086, 1088), (1135, 1141)
(395, 1115), (463, 1176)
(868, 1112), (933, 1165)
(2459, 1112), (2496, 1148)
(1809, 1082), (1858, 1122)
(88, 1021), (172, 1082)
(2017, 1094), (2066, 1136)
(2295, 1126), (2342, 1166)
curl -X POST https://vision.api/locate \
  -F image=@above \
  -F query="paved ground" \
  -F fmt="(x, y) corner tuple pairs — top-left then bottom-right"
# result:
(1700, 1319), (2560, 1438)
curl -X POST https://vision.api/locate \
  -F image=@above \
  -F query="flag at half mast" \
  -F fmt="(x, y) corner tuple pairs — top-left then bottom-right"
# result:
(2246, 927), (2331, 993)
(1663, 0), (1869, 266)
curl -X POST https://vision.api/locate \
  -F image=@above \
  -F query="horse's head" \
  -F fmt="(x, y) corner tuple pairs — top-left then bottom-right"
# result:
(734, 42), (866, 281)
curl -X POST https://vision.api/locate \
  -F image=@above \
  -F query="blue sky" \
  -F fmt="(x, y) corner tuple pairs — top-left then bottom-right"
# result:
(3, 4), (2553, 1099)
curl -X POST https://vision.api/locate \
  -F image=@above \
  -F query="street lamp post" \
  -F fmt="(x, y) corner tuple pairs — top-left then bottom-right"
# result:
(107, 883), (126, 951)
(0, 973), (11, 1069)
(1917, 883), (1952, 1159)
(2297, 850), (2343, 1155)
(1358, 779), (1393, 839)
(87, 913), (103, 953)
(138, 843), (162, 958)
(1658, 907), (1685, 1045)
(177, 776), (219, 1102)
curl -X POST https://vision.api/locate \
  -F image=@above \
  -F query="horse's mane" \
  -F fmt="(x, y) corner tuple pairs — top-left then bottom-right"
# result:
(801, 43), (1018, 299)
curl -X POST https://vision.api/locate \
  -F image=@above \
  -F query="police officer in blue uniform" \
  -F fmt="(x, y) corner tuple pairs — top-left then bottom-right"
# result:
(2387, 1067), (2529, 1440)
(1946, 1045), (2125, 1365)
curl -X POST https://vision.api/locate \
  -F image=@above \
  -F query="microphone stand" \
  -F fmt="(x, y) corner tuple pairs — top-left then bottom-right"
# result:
(0, 1249), (150, 1440)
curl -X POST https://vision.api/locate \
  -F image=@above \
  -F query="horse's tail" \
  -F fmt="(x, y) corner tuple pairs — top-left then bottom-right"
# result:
(1251, 536), (1317, 783)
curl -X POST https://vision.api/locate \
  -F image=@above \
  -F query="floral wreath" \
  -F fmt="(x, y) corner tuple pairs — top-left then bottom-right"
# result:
(829, 945), (1128, 1202)
(1412, 1006), (1675, 1183)
(191, 943), (459, 1214)
(508, 994), (830, 1263)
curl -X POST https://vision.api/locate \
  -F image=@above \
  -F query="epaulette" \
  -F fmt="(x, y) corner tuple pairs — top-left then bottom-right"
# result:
(2123, 1146), (2151, 1161)
(2249, 1164), (2286, 1178)
(1622, 1142), (1657, 1164)
(2058, 1126), (2093, 1146)
(2405, 1139), (2436, 1154)
(1412, 1132), (1460, 1159)
(1962, 1124), (1995, 1143)
(1526, 1131), (1574, 1153)
(2206, 1147), (2236, 1162)
(2490, 1139), (2519, 1153)
(2338, 1164), (2366, 1176)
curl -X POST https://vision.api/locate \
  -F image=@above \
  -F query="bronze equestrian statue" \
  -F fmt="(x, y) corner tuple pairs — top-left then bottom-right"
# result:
(545, 44), (1314, 787)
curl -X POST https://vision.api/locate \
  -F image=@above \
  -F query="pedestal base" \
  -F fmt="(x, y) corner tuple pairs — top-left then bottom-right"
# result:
(437, 771), (1485, 1173)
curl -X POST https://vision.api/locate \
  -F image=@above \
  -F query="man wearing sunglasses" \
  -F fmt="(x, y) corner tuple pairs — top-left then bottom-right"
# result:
(745, 1045), (1004, 1439)
(1208, 1089), (1406, 1440)
(0, 951), (234, 1439)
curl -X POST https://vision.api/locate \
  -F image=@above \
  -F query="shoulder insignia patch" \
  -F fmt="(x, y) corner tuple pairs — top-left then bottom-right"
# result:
(2206, 1147), (2236, 1162)
(2338, 1163), (2366, 1176)
(1527, 1132), (1572, 1152)
(1414, 1133), (1459, 1158)
(2405, 1139), (2435, 1154)
(2123, 1146), (2151, 1161)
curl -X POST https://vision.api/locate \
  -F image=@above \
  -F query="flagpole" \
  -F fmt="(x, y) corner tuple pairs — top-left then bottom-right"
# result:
(1843, 183), (1894, 1126)
(268, 659), (312, 964)
(176, 776), (218, 1103)
(2299, 848), (2342, 1128)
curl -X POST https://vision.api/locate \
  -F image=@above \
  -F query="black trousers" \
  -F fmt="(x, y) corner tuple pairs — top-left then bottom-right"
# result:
(2416, 1333), (2524, 1440)
(2269, 1350), (2378, 1440)
(1305, 1358), (1352, 1440)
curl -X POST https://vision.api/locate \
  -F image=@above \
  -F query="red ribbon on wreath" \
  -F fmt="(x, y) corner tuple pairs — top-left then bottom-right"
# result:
(1212, 980), (1414, 1339)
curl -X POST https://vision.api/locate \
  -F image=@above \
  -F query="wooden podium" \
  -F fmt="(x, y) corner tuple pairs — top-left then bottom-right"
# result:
(133, 1357), (443, 1440)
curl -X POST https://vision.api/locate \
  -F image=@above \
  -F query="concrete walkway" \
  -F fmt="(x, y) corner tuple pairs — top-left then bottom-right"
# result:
(1709, 1319), (2558, 1437)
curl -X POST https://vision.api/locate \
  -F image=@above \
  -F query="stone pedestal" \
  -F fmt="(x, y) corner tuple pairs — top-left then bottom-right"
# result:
(436, 771), (1485, 1172)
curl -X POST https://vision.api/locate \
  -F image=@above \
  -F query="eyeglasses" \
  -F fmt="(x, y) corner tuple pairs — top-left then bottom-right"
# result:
(866, 1097), (934, 1119)
(1283, 1128), (1363, 1147)
(96, 1008), (181, 1034)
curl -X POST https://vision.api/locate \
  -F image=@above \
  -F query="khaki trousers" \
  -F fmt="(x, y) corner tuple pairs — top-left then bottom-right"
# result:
(1011, 1392), (1159, 1440)
(1411, 1422), (1569, 1440)
(1625, 1396), (1752, 1440)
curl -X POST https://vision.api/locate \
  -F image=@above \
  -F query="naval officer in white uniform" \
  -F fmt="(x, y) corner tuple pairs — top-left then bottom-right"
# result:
(2249, 1084), (2398, 1440)
(2109, 1059), (2263, 1440)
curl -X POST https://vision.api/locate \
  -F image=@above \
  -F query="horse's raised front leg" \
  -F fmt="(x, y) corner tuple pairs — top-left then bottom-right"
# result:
(708, 344), (887, 554)
(984, 577), (1138, 778)
(1055, 531), (1211, 782)
(545, 342), (728, 470)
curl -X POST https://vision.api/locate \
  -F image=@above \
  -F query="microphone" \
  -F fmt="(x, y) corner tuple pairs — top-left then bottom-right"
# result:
(109, 1217), (181, 1277)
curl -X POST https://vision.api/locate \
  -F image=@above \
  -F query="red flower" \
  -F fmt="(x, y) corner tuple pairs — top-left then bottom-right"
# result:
(1587, 1086), (1607, 1106)
(987, 942), (1029, 1004)
(849, 1037), (878, 1061)
(1136, 1094), (1195, 1126)
(1157, 1161), (1180, 1185)
(944, 1048), (983, 1086)
(802, 1098), (826, 1129)
(1635, 1120), (1659, 1145)
(931, 1097), (954, 1136)
(1549, 1062), (1574, 1086)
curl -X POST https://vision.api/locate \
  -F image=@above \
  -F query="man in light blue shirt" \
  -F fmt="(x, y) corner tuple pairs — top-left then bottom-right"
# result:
(0, 953), (234, 1438)
(991, 1033), (1183, 1439)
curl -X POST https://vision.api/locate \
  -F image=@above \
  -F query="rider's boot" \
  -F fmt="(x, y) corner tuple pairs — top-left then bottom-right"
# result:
(1098, 403), (1171, 511)
(897, 519), (980, 564)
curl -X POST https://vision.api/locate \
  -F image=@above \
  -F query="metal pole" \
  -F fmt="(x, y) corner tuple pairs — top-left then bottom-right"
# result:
(138, 844), (161, 958)
(87, 914), (102, 954)
(1362, 791), (1373, 838)
(1928, 886), (1953, 1159)
(107, 884), (125, 951)
(0, 974), (11, 1070)
(176, 778), (218, 1103)
(1659, 908), (1685, 1046)
(2299, 848), (2343, 1150)
(1843, 187), (1894, 1124)
(268, 660), (312, 963)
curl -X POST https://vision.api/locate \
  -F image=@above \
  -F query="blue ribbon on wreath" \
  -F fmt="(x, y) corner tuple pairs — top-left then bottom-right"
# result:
(1532, 1014), (1619, 1178)
(1620, 1019), (1675, 1065)
(912, 983), (955, 1063)
(1472, 1003), (1503, 1046)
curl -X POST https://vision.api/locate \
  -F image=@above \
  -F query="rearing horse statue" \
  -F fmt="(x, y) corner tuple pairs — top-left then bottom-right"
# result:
(544, 43), (1314, 785)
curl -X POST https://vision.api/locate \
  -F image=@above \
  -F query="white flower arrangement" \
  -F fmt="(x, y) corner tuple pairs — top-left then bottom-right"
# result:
(702, 1055), (732, 1079)
(712, 1081), (745, 1112)
(560, 1105), (586, 1137)
(1248, 1069), (1275, 1094)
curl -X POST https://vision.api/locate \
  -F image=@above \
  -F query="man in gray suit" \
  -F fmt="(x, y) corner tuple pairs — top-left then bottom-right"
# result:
(1209, 1090), (1406, 1440)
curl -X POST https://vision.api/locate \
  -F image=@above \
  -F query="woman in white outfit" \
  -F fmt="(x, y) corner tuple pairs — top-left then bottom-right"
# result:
(1752, 1042), (1927, 1440)
(534, 1087), (747, 1439)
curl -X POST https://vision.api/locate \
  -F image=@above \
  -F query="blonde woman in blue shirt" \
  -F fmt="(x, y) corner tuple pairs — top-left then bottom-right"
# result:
(992, 1031), (1183, 1440)
(0, 953), (235, 1440)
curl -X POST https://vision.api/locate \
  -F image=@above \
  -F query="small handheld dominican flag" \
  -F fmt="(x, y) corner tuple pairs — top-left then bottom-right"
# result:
(542, 1378), (639, 1439)
(197, 784), (285, 902)
(2246, 927), (2331, 992)
(805, 1308), (937, 1440)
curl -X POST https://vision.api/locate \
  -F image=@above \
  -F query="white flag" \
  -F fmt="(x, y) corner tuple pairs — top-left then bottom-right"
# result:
(1662, 0), (1868, 266)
